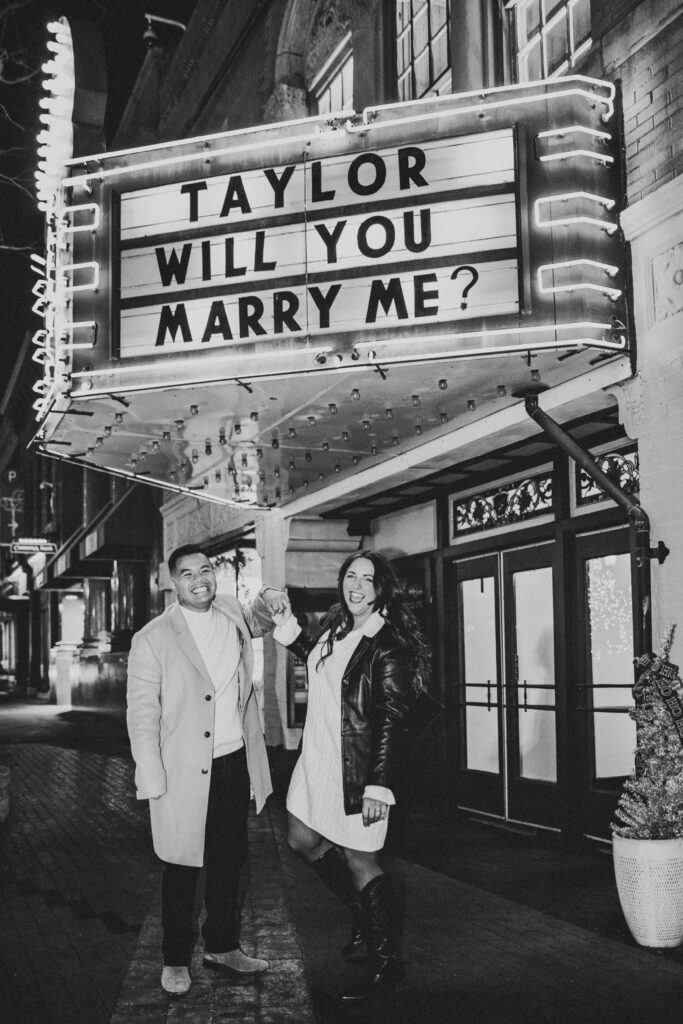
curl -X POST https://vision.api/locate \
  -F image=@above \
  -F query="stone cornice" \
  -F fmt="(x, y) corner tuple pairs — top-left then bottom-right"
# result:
(620, 176), (683, 242)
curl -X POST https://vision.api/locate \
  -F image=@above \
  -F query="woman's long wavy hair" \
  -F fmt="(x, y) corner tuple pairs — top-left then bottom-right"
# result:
(317, 549), (431, 692)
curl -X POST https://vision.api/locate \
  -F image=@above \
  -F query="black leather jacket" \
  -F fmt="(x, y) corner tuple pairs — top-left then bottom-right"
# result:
(287, 623), (417, 815)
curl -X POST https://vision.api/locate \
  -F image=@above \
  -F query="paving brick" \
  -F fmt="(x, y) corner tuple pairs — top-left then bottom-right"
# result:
(5, 708), (683, 1024)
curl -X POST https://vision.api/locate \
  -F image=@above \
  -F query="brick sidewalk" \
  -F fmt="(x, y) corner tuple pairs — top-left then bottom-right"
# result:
(109, 809), (316, 1024)
(0, 743), (315, 1024)
(0, 743), (156, 1024)
(270, 806), (683, 1024)
(3, 737), (683, 1024)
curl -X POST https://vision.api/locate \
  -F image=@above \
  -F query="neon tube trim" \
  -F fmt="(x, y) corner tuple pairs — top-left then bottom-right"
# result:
(69, 345), (335, 381)
(348, 339), (626, 366)
(63, 323), (624, 400)
(58, 203), (100, 233)
(357, 75), (615, 124)
(534, 192), (617, 232)
(61, 76), (615, 188)
(537, 260), (622, 300)
(66, 110), (356, 165)
(59, 261), (99, 293)
(538, 149), (614, 165)
(536, 125), (612, 143)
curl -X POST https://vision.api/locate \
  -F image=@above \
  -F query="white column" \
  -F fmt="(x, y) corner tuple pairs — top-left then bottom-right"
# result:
(619, 176), (683, 650)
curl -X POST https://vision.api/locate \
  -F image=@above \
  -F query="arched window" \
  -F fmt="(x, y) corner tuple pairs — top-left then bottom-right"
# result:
(310, 31), (353, 115)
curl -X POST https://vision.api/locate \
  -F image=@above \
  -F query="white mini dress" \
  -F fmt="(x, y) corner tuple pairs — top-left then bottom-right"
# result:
(281, 610), (391, 852)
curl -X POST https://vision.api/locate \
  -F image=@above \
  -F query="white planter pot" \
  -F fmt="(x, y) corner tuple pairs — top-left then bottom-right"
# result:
(613, 834), (683, 948)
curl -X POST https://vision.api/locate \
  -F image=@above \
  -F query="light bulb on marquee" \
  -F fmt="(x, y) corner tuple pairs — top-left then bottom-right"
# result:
(34, 18), (75, 210)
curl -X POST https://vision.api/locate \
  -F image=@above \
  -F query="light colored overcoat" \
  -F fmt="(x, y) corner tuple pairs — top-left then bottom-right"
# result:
(126, 595), (273, 866)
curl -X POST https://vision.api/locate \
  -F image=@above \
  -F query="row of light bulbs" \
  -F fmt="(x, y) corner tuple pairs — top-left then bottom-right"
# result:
(36, 21), (74, 212)
(85, 369), (540, 498)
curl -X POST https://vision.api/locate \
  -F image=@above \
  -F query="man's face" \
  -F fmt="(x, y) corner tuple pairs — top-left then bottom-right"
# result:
(172, 553), (216, 612)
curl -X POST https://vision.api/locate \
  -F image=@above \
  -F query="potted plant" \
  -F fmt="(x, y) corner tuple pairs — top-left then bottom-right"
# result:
(612, 625), (683, 948)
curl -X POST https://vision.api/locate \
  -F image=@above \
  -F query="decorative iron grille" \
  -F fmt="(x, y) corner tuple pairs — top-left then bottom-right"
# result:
(576, 448), (639, 507)
(452, 473), (553, 537)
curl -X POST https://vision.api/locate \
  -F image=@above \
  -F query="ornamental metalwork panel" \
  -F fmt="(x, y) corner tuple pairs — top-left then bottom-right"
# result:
(452, 473), (553, 538)
(576, 447), (639, 507)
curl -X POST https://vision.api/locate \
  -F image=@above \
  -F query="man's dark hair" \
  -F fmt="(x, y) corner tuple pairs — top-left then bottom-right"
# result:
(168, 544), (210, 576)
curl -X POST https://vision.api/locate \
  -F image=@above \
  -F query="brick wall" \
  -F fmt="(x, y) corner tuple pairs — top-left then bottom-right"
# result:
(596, 2), (683, 205)
(619, 177), (683, 654)
(598, 3), (683, 645)
(592, 0), (642, 39)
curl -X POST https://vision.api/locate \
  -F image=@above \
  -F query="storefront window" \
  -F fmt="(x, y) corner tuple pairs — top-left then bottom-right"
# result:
(212, 548), (262, 603)
(396, 0), (451, 102)
(286, 589), (336, 727)
(510, 0), (591, 82)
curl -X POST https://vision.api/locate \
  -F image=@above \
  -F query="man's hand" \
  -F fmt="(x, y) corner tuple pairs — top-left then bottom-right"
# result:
(362, 797), (389, 827)
(261, 588), (292, 626)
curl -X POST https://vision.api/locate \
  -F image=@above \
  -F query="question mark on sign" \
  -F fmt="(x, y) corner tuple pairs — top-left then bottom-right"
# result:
(451, 265), (479, 309)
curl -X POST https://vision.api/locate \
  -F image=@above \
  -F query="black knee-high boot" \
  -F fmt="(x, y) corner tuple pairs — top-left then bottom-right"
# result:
(340, 873), (405, 1003)
(309, 847), (367, 958)
(339, 868), (403, 1003)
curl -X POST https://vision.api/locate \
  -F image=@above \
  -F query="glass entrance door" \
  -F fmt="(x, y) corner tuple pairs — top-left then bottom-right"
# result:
(573, 528), (635, 838)
(503, 544), (560, 826)
(453, 554), (503, 815)
(448, 542), (559, 828)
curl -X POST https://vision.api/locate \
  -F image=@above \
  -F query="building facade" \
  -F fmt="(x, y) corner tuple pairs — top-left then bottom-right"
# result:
(23, 0), (683, 842)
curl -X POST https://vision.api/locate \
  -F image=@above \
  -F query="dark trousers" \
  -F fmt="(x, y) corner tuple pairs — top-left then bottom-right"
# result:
(161, 746), (251, 966)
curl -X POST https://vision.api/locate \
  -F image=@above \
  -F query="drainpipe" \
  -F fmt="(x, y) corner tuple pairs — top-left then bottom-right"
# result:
(519, 388), (669, 656)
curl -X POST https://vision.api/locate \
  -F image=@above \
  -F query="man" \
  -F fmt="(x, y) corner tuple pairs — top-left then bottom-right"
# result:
(126, 543), (278, 996)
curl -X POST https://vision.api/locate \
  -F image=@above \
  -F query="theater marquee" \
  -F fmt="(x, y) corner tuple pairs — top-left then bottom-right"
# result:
(119, 130), (518, 357)
(31, 74), (628, 508)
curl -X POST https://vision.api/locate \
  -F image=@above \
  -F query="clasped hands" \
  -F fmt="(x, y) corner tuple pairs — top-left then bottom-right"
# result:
(260, 587), (292, 627)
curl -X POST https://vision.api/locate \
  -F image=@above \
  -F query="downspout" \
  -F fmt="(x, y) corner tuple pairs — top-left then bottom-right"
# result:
(519, 389), (669, 656)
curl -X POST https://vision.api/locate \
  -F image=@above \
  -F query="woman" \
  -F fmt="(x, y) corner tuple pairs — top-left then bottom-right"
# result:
(271, 550), (429, 1003)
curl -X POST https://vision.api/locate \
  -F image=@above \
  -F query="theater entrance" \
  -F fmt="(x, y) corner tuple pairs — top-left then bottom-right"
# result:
(445, 527), (635, 836)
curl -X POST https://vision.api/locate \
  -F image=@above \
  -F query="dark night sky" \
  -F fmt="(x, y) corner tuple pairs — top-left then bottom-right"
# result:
(0, 0), (190, 386)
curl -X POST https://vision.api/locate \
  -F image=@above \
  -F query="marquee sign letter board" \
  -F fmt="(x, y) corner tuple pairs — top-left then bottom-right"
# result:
(43, 76), (626, 402)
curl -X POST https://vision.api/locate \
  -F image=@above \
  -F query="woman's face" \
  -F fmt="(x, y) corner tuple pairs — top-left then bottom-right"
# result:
(342, 556), (377, 626)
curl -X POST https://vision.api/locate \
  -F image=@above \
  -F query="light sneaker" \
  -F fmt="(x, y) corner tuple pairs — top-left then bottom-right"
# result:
(161, 965), (191, 995)
(203, 948), (270, 975)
